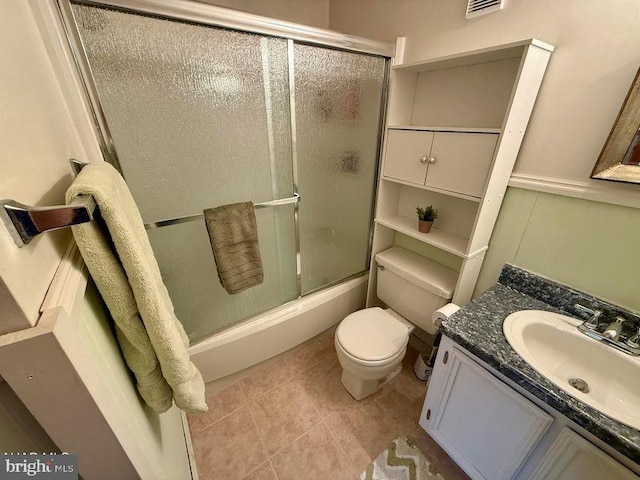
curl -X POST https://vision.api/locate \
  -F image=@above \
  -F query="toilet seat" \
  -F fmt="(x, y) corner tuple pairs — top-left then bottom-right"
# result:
(335, 338), (406, 368)
(335, 307), (411, 363)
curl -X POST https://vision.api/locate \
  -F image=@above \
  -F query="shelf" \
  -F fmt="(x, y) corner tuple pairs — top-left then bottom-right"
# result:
(392, 38), (553, 73)
(375, 214), (470, 258)
(381, 176), (482, 203)
(387, 125), (502, 134)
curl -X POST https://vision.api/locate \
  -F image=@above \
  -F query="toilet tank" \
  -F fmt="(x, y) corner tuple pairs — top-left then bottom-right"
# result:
(375, 247), (457, 334)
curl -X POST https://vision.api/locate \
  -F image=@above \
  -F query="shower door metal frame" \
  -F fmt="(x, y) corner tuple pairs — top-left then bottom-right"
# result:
(55, 0), (392, 300)
(56, 0), (394, 166)
(60, 0), (395, 55)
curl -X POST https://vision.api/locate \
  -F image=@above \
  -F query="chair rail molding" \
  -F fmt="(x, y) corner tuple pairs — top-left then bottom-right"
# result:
(509, 173), (640, 209)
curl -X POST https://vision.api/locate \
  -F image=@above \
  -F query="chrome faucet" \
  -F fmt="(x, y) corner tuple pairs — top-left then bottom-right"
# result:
(602, 316), (626, 341)
(574, 304), (603, 330)
(574, 303), (640, 356)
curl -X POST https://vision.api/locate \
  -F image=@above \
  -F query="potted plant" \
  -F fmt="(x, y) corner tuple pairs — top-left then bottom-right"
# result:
(416, 205), (438, 233)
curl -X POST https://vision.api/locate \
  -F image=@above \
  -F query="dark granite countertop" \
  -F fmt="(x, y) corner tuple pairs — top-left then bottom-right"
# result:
(440, 264), (640, 464)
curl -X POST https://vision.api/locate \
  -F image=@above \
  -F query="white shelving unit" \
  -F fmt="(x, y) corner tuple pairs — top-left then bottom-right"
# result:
(375, 215), (471, 258)
(367, 38), (554, 307)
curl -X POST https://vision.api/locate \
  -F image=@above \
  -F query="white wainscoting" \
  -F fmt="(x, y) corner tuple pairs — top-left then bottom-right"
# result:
(509, 173), (640, 209)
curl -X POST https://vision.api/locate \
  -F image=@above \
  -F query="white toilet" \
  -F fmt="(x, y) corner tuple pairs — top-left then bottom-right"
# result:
(335, 247), (457, 400)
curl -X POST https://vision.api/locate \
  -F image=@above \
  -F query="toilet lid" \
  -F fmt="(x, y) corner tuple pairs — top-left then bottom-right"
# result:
(336, 308), (410, 362)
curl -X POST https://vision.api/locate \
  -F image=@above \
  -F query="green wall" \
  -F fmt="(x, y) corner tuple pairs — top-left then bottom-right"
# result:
(475, 187), (640, 312)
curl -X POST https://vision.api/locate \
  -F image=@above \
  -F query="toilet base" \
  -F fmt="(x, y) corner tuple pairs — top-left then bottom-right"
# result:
(340, 363), (402, 401)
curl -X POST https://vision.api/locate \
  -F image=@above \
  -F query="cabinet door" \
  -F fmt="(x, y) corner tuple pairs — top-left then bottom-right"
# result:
(383, 129), (433, 185)
(426, 132), (498, 197)
(420, 342), (552, 480)
(530, 428), (637, 480)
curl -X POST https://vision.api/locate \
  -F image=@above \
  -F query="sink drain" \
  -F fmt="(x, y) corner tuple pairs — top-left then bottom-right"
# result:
(568, 378), (590, 393)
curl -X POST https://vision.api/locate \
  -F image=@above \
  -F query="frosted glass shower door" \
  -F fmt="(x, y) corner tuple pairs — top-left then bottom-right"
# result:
(294, 44), (386, 294)
(72, 3), (297, 342)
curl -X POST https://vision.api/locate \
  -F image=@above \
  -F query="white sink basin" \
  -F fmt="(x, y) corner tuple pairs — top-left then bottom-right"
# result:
(503, 310), (640, 430)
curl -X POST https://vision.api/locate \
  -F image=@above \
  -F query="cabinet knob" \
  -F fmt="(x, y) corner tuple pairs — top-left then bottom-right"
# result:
(420, 155), (428, 164)
(428, 156), (436, 164)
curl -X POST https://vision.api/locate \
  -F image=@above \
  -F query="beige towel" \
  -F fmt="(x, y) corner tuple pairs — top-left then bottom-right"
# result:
(66, 162), (207, 414)
(203, 202), (264, 294)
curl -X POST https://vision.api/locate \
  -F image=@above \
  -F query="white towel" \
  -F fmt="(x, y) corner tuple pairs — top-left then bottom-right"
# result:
(66, 162), (207, 414)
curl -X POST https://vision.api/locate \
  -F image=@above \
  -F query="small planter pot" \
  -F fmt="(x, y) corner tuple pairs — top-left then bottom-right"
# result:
(418, 219), (433, 233)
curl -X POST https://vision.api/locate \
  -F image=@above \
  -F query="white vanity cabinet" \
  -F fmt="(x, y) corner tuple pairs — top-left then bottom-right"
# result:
(529, 428), (637, 480)
(421, 336), (640, 480)
(383, 129), (498, 198)
(419, 339), (552, 480)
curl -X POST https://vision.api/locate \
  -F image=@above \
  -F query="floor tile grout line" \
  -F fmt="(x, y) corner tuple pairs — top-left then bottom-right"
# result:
(267, 459), (281, 480)
(238, 458), (273, 480)
(191, 395), (249, 435)
(246, 398), (272, 463)
(238, 336), (337, 402)
(238, 354), (293, 399)
(243, 359), (328, 406)
(265, 416), (325, 460)
(240, 360), (302, 402)
(194, 330), (339, 477)
(306, 379), (322, 418)
(237, 380), (249, 403)
(322, 416), (363, 475)
(242, 347), (342, 460)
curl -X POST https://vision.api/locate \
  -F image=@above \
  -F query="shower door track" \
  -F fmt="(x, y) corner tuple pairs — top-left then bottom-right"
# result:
(55, 0), (392, 301)
(60, 0), (394, 56)
(56, 0), (394, 168)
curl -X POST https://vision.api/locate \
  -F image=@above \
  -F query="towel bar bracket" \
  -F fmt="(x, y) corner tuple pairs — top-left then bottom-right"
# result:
(1, 158), (93, 247)
(0, 195), (96, 247)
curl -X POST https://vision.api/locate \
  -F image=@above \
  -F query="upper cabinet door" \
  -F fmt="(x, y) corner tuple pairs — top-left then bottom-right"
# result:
(426, 132), (498, 197)
(383, 129), (433, 185)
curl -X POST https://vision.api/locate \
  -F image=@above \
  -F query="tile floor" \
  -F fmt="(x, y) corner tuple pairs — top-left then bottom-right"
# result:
(188, 327), (469, 480)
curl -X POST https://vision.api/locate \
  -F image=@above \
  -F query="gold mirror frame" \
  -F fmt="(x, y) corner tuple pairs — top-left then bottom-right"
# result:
(591, 67), (640, 184)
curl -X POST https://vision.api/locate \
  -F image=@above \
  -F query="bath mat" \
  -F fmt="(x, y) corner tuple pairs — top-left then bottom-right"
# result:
(360, 436), (445, 480)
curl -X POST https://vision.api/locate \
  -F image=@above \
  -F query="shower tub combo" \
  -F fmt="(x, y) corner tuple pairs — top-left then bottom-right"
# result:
(58, 0), (392, 382)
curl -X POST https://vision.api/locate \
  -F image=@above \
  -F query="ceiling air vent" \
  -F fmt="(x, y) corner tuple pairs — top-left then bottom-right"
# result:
(466, 0), (505, 19)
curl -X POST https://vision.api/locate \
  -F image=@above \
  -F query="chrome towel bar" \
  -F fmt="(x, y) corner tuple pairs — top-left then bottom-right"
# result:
(144, 193), (301, 230)
(1, 157), (301, 246)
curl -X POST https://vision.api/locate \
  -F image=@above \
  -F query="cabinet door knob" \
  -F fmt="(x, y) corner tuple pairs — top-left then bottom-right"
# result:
(428, 156), (436, 164)
(420, 155), (428, 164)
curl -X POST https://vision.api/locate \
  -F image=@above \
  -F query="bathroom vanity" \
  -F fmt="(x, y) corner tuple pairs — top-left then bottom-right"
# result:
(420, 265), (640, 480)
